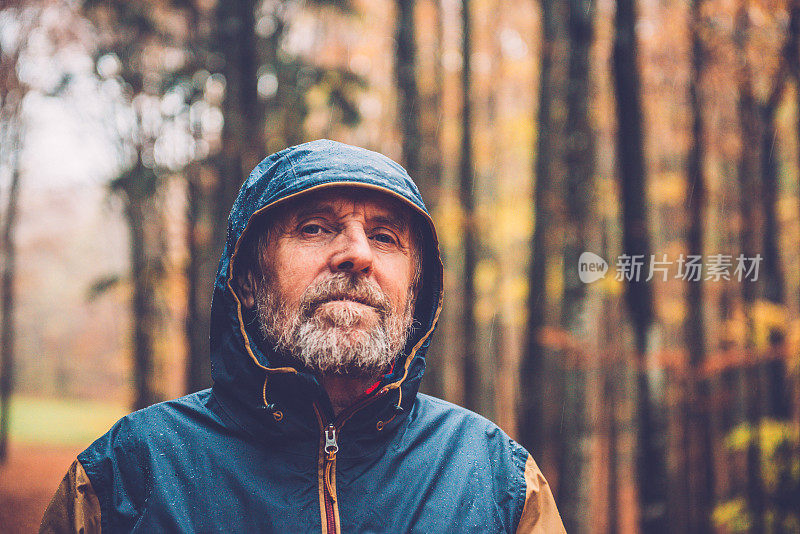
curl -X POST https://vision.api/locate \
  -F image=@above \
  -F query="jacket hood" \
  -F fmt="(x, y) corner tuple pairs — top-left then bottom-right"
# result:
(209, 139), (443, 443)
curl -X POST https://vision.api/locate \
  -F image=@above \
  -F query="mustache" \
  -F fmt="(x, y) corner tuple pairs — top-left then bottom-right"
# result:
(298, 274), (392, 317)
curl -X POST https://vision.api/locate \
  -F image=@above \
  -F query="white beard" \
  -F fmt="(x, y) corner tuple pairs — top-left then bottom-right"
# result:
(256, 272), (415, 377)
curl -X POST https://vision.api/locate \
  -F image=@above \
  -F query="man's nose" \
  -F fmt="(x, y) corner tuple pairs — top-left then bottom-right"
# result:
(330, 226), (373, 274)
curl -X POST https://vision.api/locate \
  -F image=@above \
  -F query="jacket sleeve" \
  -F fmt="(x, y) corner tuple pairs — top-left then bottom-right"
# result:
(515, 455), (565, 534)
(40, 459), (101, 534)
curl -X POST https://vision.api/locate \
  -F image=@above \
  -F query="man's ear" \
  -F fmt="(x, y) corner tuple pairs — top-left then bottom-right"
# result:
(237, 271), (257, 309)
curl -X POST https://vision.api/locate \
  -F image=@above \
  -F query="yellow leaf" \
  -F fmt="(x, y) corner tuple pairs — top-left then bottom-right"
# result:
(431, 196), (464, 250)
(649, 171), (685, 206)
(475, 259), (497, 294)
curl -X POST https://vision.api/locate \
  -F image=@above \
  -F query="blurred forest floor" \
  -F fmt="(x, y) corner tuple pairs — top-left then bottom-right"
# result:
(0, 395), (125, 532)
(0, 442), (78, 533)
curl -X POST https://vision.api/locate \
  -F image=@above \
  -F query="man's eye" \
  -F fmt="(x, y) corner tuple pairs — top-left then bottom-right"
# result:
(371, 232), (397, 245)
(300, 224), (326, 235)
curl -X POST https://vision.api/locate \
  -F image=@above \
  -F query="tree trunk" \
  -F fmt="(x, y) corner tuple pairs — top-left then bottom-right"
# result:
(0, 4), (34, 466)
(416, 0), (445, 398)
(791, 0), (800, 442)
(561, 0), (595, 334)
(418, 0), (444, 208)
(683, 1), (714, 531)
(459, 0), (485, 415)
(613, 0), (653, 353)
(127, 193), (159, 411)
(734, 9), (762, 309)
(557, 0), (595, 529)
(115, 151), (166, 412)
(520, 0), (566, 464)
(184, 161), (208, 394)
(216, 0), (260, 188)
(181, 0), (211, 394)
(605, 359), (621, 533)
(612, 0), (667, 530)
(557, 364), (587, 532)
(605, 361), (622, 534)
(734, 5), (766, 531)
(757, 0), (800, 308)
(186, 0), (261, 392)
(0, 98), (22, 463)
(759, 100), (785, 305)
(184, 196), (217, 392)
(394, 0), (422, 188)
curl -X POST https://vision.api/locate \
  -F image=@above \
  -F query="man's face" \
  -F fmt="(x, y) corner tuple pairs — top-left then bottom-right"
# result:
(243, 188), (419, 377)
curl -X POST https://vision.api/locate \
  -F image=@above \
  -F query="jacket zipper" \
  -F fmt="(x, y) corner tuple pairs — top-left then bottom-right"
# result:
(323, 424), (338, 534)
(315, 390), (390, 534)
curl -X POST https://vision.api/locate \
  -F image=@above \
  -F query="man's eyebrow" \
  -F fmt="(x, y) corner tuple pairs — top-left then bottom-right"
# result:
(290, 202), (409, 231)
(292, 204), (338, 220)
(368, 213), (409, 232)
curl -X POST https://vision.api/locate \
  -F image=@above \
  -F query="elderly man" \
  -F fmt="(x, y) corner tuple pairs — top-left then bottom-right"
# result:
(41, 140), (564, 533)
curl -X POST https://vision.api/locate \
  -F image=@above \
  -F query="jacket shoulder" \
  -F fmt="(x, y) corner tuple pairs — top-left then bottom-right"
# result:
(407, 394), (530, 529)
(412, 393), (529, 457)
(410, 394), (565, 533)
(76, 390), (223, 531)
(78, 388), (224, 471)
(80, 389), (220, 455)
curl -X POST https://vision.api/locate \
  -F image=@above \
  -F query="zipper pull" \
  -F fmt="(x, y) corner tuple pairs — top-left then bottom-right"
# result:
(324, 424), (338, 459)
(323, 424), (339, 502)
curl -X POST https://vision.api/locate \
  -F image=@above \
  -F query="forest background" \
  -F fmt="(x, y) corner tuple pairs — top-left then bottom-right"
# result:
(0, 0), (799, 532)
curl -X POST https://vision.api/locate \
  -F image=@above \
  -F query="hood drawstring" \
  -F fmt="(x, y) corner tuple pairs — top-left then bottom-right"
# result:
(376, 386), (404, 431)
(261, 374), (283, 422)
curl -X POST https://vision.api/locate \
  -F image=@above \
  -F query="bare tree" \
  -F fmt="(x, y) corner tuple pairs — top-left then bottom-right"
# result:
(556, 0), (596, 529)
(394, 0), (421, 187)
(0, 4), (34, 463)
(81, 1), (180, 409)
(612, 0), (668, 530)
(0, 94), (22, 464)
(733, 5), (765, 523)
(731, 1), (800, 529)
(459, 0), (487, 415)
(110, 154), (165, 410)
(520, 0), (568, 470)
(683, 1), (715, 531)
(790, 0), (800, 454)
(411, 0), (445, 398)
(417, 0), (444, 208)
(184, 0), (262, 393)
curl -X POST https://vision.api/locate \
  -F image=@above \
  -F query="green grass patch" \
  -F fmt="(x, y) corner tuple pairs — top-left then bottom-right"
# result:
(2, 395), (128, 447)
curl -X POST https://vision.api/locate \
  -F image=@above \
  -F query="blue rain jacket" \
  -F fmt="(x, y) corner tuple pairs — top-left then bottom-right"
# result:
(40, 140), (564, 533)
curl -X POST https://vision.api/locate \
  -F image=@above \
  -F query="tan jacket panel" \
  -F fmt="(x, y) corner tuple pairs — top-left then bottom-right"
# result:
(516, 455), (566, 533)
(39, 459), (101, 534)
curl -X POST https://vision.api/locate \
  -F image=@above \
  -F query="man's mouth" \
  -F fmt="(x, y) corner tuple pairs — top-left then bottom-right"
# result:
(299, 275), (391, 317)
(308, 296), (379, 314)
